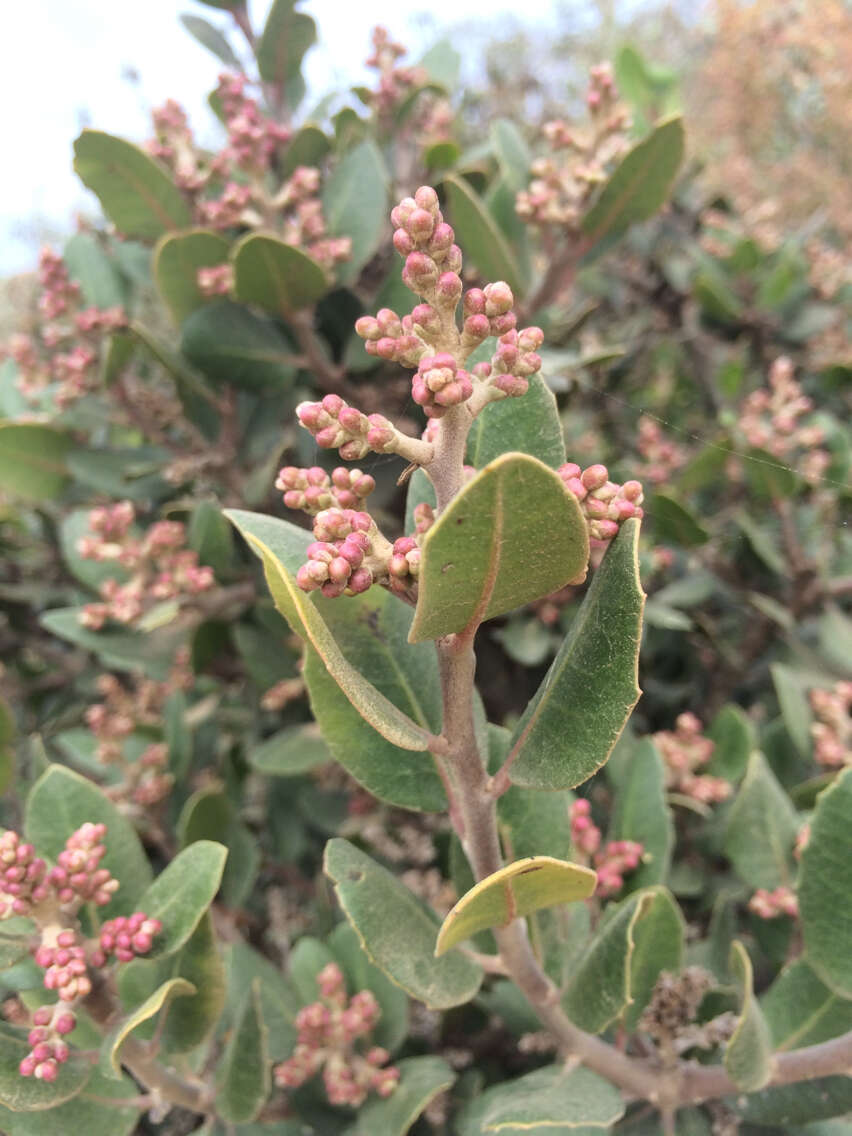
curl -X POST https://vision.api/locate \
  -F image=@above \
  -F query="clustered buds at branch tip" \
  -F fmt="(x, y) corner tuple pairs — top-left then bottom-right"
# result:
(809, 680), (852, 768)
(569, 801), (643, 898)
(654, 712), (730, 805)
(275, 465), (375, 515)
(558, 461), (644, 553)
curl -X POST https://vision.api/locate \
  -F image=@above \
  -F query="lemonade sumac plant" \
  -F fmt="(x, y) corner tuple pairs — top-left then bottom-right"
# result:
(0, 3), (850, 1134)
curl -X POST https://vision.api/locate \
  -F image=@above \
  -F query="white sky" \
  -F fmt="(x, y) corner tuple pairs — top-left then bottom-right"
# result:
(2, 0), (559, 273)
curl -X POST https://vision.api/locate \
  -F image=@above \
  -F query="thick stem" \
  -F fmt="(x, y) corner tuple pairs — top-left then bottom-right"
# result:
(428, 404), (473, 513)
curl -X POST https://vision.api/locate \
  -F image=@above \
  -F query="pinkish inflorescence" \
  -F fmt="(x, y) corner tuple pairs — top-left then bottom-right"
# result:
(275, 466), (376, 514)
(748, 886), (798, 920)
(737, 356), (829, 485)
(654, 713), (730, 805)
(570, 800), (644, 898)
(273, 962), (399, 1107)
(558, 462), (644, 553)
(809, 681), (852, 768)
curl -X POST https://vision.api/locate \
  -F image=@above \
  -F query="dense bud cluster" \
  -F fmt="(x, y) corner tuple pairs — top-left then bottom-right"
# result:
(388, 536), (421, 592)
(2, 247), (126, 407)
(296, 394), (396, 460)
(516, 64), (630, 231)
(275, 465), (375, 514)
(637, 415), (687, 485)
(738, 356), (829, 484)
(196, 264), (234, 297)
(570, 801), (643, 898)
(558, 462), (644, 551)
(95, 912), (163, 963)
(0, 832), (49, 918)
(296, 509), (379, 599)
(48, 822), (118, 909)
(412, 353), (473, 418)
(76, 502), (214, 629)
(748, 886), (798, 920)
(654, 713), (730, 804)
(273, 962), (399, 1107)
(364, 26), (426, 119)
(569, 799), (600, 856)
(19, 1004), (77, 1082)
(809, 681), (852, 767)
(36, 930), (92, 1002)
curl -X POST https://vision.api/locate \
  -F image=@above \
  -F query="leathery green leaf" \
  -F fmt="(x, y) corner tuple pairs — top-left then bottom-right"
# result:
(0, 423), (73, 501)
(231, 233), (328, 314)
(799, 768), (852, 997)
(581, 115), (685, 247)
(409, 453), (588, 642)
(725, 940), (773, 1091)
(443, 174), (522, 293)
(456, 1064), (625, 1134)
(436, 856), (595, 956)
(324, 839), (483, 1010)
(507, 518), (644, 790)
(105, 978), (195, 1075)
(466, 372), (566, 471)
(226, 509), (434, 752)
(610, 737), (673, 890)
(724, 751), (798, 890)
(762, 959), (852, 1052)
(562, 887), (682, 1033)
(153, 229), (229, 324)
(135, 840), (227, 958)
(322, 139), (388, 283)
(257, 0), (316, 84)
(216, 979), (270, 1123)
(73, 129), (192, 240)
(0, 1066), (137, 1135)
(355, 1056), (455, 1136)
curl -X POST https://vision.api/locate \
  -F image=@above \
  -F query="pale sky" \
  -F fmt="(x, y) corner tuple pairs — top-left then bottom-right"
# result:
(2, 0), (561, 273)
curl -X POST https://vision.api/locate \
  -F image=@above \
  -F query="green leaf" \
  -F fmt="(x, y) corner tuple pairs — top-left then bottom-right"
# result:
(0, 1023), (92, 1111)
(25, 765), (152, 917)
(456, 1064), (625, 1135)
(231, 233), (328, 314)
(417, 39), (461, 88)
(322, 140), (388, 283)
(648, 492), (709, 546)
(249, 723), (331, 776)
(0, 423), (73, 501)
(490, 119), (531, 193)
(436, 857), (595, 956)
(180, 299), (297, 391)
(73, 129), (192, 240)
(581, 115), (685, 247)
(39, 607), (179, 680)
(611, 738), (673, 890)
(409, 453), (588, 642)
(0, 1063), (136, 1132)
(179, 13), (240, 67)
(725, 940), (773, 1092)
(507, 518), (644, 790)
(724, 751), (798, 890)
(188, 500), (234, 577)
(404, 467), (437, 534)
(799, 768), (852, 997)
(221, 943), (299, 1059)
(762, 959), (852, 1052)
(153, 229), (230, 324)
(216, 979), (270, 1124)
(355, 1056), (455, 1136)
(177, 788), (258, 910)
(105, 978), (195, 1075)
(443, 174), (522, 292)
(136, 840), (227, 958)
(225, 509), (434, 753)
(63, 231), (128, 308)
(497, 777), (574, 863)
(466, 373), (565, 470)
(706, 704), (753, 782)
(737, 1078), (852, 1127)
(156, 913), (226, 1053)
(0, 935), (28, 972)
(327, 923), (409, 1054)
(324, 838), (483, 1010)
(281, 125), (331, 177)
(257, 0), (317, 84)
(562, 887), (682, 1034)
(771, 663), (812, 757)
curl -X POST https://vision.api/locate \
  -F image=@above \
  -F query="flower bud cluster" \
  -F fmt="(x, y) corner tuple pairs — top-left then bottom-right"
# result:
(275, 465), (375, 515)
(95, 912), (163, 964)
(36, 930), (91, 1002)
(0, 832), (49, 918)
(569, 799), (601, 856)
(274, 166), (352, 270)
(748, 886), (798, 920)
(516, 63), (630, 231)
(364, 26), (427, 119)
(809, 681), (852, 768)
(273, 962), (399, 1108)
(388, 536), (421, 592)
(296, 509), (379, 599)
(653, 713), (731, 805)
(738, 357), (829, 485)
(49, 823), (119, 909)
(77, 503), (214, 630)
(637, 415), (687, 485)
(197, 264), (234, 297)
(19, 1004), (76, 1082)
(216, 73), (291, 172)
(569, 802), (643, 898)
(296, 394), (396, 460)
(558, 462), (644, 549)
(2, 247), (127, 407)
(412, 353), (473, 418)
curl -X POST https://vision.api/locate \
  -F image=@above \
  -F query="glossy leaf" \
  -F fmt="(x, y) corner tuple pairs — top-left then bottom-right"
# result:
(443, 174), (522, 292)
(724, 751), (798, 890)
(324, 839), (483, 1010)
(322, 140), (388, 283)
(153, 230), (229, 324)
(507, 518), (644, 790)
(179, 13), (240, 67)
(466, 373), (566, 470)
(25, 765), (152, 916)
(457, 1064), (624, 1135)
(105, 978), (195, 1075)
(231, 233), (328, 314)
(409, 454), (588, 642)
(610, 737), (673, 890)
(0, 423), (73, 501)
(73, 129), (192, 240)
(181, 300), (298, 391)
(436, 857), (595, 956)
(725, 940), (772, 1091)
(136, 840), (227, 958)
(257, 0), (317, 84)
(799, 768), (852, 997)
(226, 509), (434, 753)
(249, 723), (331, 776)
(0, 1023), (92, 1111)
(216, 980), (270, 1124)
(762, 959), (852, 1053)
(581, 115), (685, 247)
(355, 1056), (455, 1136)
